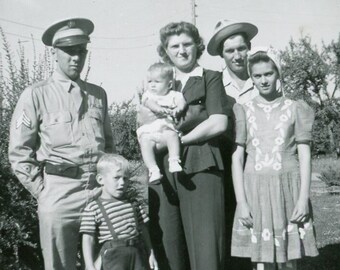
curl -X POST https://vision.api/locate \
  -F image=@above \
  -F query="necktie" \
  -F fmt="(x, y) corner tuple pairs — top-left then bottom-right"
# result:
(70, 81), (83, 112)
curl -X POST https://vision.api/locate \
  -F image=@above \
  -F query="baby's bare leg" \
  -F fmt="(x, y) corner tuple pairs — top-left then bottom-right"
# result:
(162, 130), (181, 159)
(139, 135), (158, 170)
(162, 130), (182, 173)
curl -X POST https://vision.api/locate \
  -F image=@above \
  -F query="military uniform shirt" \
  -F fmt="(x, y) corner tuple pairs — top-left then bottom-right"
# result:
(8, 71), (114, 197)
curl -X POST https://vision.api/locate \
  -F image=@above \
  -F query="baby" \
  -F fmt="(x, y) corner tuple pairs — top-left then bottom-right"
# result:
(137, 62), (186, 183)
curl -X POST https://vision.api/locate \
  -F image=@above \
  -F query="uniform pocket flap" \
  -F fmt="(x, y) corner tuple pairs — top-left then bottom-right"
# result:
(44, 111), (72, 126)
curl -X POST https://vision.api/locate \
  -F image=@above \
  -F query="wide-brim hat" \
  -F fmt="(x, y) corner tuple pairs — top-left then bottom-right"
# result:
(42, 18), (94, 47)
(207, 19), (258, 56)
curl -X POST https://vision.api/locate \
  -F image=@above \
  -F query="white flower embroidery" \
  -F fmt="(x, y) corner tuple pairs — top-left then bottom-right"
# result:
(245, 101), (253, 108)
(252, 138), (260, 147)
(248, 116), (256, 123)
(262, 229), (271, 241)
(250, 228), (258, 243)
(281, 99), (293, 111)
(280, 114), (288, 122)
(282, 229), (286, 240)
(255, 163), (263, 171)
(284, 100), (292, 106)
(299, 228), (306, 239)
(263, 105), (272, 113)
(273, 162), (282, 171)
(275, 137), (284, 145)
(275, 238), (280, 247)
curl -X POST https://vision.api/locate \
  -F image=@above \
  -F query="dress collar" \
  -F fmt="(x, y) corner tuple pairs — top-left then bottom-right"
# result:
(175, 65), (203, 91)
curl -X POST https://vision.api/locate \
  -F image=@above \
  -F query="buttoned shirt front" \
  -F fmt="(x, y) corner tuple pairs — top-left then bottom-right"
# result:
(9, 71), (114, 197)
(222, 67), (258, 104)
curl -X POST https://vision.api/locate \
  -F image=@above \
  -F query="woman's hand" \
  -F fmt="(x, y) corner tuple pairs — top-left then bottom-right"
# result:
(236, 201), (253, 228)
(290, 198), (310, 224)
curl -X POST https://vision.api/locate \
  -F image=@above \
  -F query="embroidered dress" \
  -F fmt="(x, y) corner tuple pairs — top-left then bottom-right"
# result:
(231, 95), (319, 263)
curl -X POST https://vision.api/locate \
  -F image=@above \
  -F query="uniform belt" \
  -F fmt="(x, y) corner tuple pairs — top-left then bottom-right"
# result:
(44, 162), (97, 178)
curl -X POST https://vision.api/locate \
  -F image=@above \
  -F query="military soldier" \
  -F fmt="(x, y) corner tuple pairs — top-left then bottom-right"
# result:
(8, 18), (115, 270)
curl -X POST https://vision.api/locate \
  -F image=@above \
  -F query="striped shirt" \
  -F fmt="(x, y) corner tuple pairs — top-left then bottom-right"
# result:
(80, 198), (149, 243)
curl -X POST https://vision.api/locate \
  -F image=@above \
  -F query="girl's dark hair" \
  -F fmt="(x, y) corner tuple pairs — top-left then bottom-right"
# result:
(248, 51), (279, 75)
(157, 21), (205, 64)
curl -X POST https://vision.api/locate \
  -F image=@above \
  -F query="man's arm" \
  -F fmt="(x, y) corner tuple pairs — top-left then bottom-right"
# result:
(8, 87), (43, 198)
(140, 223), (158, 269)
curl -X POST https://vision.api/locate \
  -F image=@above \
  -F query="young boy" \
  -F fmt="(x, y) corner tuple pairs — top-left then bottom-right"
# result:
(137, 62), (187, 183)
(80, 154), (158, 270)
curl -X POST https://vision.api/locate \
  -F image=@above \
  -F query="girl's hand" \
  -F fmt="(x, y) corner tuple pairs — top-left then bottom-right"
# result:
(149, 250), (159, 270)
(290, 198), (310, 224)
(237, 201), (253, 228)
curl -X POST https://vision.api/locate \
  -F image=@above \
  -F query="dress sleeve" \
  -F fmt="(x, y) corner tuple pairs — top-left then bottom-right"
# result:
(205, 71), (232, 117)
(233, 103), (247, 147)
(295, 100), (315, 144)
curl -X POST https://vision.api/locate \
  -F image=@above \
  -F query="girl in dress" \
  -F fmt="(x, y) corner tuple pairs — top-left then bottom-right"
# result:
(231, 47), (319, 270)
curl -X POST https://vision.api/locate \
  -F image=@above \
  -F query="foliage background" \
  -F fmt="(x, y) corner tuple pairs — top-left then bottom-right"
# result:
(0, 28), (339, 268)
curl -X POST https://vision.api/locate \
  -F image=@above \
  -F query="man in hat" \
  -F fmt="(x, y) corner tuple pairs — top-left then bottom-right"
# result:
(9, 18), (114, 269)
(207, 20), (258, 269)
(207, 19), (258, 104)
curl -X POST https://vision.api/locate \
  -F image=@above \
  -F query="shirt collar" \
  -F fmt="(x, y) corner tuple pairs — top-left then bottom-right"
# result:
(52, 70), (83, 92)
(222, 67), (254, 95)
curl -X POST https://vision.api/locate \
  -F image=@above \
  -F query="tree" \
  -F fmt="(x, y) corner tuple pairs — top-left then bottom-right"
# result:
(281, 36), (340, 155)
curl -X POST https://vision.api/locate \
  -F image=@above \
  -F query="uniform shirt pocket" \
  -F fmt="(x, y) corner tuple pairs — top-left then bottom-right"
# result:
(43, 111), (73, 147)
(88, 108), (105, 141)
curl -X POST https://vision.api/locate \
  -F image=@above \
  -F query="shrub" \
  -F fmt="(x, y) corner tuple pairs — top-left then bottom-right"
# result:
(319, 166), (340, 187)
(109, 100), (141, 160)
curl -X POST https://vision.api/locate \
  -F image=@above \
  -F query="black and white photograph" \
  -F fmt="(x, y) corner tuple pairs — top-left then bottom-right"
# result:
(0, 1), (339, 269)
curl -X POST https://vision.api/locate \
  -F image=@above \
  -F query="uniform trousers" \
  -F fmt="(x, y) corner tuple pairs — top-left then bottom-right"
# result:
(38, 171), (99, 270)
(149, 154), (226, 270)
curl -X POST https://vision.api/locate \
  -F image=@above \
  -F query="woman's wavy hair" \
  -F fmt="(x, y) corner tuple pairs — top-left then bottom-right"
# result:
(157, 21), (205, 64)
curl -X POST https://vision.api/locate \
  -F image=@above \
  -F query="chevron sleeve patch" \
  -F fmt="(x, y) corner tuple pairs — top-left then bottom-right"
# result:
(16, 110), (32, 129)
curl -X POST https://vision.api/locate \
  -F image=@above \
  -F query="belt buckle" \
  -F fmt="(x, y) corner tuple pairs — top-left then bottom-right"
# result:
(127, 238), (136, 246)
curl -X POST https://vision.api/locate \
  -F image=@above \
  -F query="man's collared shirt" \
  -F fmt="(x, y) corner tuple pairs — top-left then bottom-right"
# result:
(222, 67), (258, 104)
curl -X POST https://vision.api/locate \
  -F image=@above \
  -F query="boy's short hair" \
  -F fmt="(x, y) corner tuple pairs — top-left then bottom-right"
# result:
(97, 153), (130, 177)
(148, 62), (173, 81)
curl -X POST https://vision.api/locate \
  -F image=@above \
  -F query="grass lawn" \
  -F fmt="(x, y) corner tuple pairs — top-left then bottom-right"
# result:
(299, 157), (340, 269)
(298, 192), (340, 269)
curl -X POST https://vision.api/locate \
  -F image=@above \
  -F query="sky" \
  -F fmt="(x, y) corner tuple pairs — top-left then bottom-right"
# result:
(1, 0), (340, 104)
